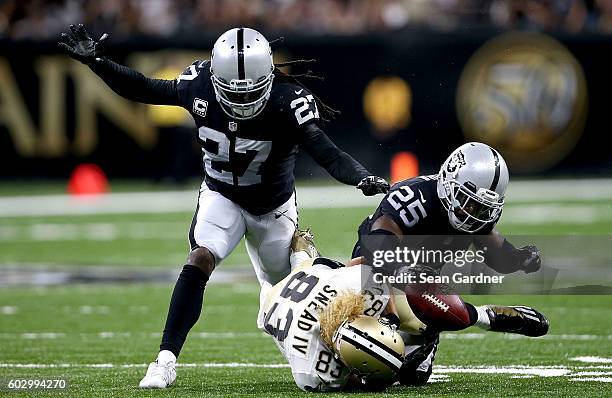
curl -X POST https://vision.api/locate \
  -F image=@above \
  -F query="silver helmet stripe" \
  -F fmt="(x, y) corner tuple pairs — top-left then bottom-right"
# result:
(489, 148), (501, 191)
(237, 28), (245, 80)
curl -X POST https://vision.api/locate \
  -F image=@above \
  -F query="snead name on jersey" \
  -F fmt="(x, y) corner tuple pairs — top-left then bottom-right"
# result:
(257, 258), (390, 392)
(176, 60), (321, 215)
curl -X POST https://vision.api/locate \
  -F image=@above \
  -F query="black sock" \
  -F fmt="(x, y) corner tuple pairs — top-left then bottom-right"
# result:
(160, 264), (209, 358)
(464, 302), (479, 326)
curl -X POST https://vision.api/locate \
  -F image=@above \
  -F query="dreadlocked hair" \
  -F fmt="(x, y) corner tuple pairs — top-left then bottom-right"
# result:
(319, 290), (365, 349)
(274, 58), (340, 122)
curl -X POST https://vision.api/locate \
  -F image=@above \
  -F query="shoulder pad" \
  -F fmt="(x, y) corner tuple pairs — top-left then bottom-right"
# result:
(382, 181), (432, 230)
(271, 80), (320, 126)
(176, 60), (209, 85)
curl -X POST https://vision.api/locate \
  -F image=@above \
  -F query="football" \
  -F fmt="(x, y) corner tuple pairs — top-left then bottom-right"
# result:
(404, 280), (472, 331)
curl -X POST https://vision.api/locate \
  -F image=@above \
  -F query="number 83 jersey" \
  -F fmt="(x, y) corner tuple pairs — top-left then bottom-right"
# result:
(176, 60), (322, 215)
(257, 258), (390, 392)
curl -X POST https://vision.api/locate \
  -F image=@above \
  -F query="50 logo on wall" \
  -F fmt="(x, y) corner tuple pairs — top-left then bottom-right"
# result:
(456, 32), (588, 172)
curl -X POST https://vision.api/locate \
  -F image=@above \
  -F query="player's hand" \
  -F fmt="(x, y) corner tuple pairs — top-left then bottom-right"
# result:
(345, 256), (366, 267)
(58, 24), (108, 64)
(357, 176), (390, 196)
(518, 245), (541, 273)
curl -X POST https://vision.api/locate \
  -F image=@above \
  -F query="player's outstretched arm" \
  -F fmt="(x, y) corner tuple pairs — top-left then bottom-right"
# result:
(58, 24), (180, 106)
(474, 229), (541, 274)
(358, 215), (405, 269)
(300, 124), (389, 196)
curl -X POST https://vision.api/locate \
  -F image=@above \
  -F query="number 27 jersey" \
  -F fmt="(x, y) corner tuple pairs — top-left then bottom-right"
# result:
(176, 60), (321, 215)
(257, 259), (390, 392)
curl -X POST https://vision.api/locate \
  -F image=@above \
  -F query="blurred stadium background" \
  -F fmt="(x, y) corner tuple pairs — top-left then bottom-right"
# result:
(0, 1), (611, 397)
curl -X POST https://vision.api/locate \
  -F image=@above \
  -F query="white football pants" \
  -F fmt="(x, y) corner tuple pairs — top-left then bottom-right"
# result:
(188, 181), (297, 286)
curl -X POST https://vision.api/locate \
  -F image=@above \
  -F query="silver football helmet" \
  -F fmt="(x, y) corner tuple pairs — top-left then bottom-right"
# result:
(210, 27), (274, 120)
(437, 142), (509, 233)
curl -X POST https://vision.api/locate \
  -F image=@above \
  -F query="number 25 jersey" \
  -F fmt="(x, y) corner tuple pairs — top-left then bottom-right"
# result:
(355, 175), (495, 270)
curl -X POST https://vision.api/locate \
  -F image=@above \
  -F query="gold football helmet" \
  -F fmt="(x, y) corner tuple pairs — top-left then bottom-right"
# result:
(332, 315), (404, 388)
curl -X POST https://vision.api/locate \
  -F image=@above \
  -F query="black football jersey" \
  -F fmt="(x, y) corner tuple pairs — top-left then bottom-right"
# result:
(175, 60), (322, 215)
(355, 175), (494, 269)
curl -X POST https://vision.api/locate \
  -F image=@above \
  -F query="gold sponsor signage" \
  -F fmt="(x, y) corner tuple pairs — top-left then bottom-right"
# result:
(0, 50), (209, 158)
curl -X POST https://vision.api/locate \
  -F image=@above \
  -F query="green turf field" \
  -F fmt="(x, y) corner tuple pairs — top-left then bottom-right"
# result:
(0, 184), (611, 397)
(1, 286), (611, 397)
(1, 202), (611, 267)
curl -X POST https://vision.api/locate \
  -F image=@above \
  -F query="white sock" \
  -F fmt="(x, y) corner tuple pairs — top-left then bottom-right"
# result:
(290, 251), (310, 268)
(474, 305), (491, 330)
(157, 350), (176, 365)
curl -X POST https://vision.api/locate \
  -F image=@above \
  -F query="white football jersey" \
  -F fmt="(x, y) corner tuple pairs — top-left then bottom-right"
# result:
(257, 258), (390, 392)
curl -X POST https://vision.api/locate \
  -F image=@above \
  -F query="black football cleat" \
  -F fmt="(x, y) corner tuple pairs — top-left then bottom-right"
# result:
(398, 333), (439, 386)
(485, 305), (549, 337)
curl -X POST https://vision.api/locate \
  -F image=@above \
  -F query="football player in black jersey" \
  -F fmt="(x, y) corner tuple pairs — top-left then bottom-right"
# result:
(59, 24), (390, 388)
(353, 142), (547, 386)
(354, 142), (541, 274)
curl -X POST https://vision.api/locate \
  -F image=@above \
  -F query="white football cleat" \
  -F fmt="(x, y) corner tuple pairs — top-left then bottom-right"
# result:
(139, 350), (176, 389)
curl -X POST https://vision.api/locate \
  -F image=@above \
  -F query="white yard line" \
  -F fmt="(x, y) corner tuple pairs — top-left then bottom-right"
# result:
(436, 366), (570, 377)
(0, 222), (183, 242)
(501, 206), (604, 225)
(0, 332), (267, 339)
(0, 362), (289, 369)
(0, 267), (256, 287)
(570, 377), (612, 382)
(506, 179), (612, 201)
(0, 179), (610, 218)
(442, 333), (612, 341)
(0, 331), (610, 341)
(0, 362), (610, 382)
(0, 205), (609, 243)
(0, 306), (17, 314)
(571, 356), (612, 364)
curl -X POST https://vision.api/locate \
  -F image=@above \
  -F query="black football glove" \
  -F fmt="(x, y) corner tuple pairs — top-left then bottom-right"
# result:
(58, 24), (108, 64)
(357, 176), (390, 196)
(518, 245), (541, 274)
